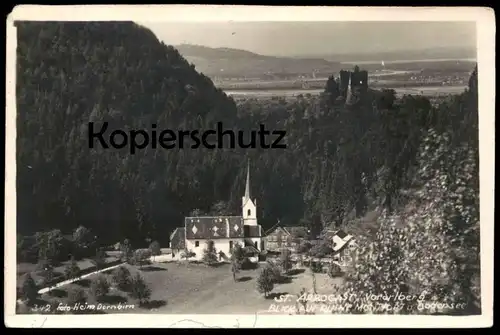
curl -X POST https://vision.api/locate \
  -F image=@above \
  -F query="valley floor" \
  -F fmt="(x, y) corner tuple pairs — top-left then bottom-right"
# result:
(17, 261), (343, 315)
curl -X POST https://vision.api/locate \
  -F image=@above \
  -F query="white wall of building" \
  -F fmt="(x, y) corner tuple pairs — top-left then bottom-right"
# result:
(185, 238), (246, 261)
(242, 198), (258, 226)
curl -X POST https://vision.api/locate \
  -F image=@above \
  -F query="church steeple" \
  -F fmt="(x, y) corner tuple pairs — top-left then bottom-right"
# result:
(244, 159), (251, 201)
(242, 159), (257, 226)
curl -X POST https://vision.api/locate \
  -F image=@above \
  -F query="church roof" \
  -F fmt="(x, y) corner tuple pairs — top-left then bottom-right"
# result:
(185, 216), (244, 239)
(170, 227), (185, 250)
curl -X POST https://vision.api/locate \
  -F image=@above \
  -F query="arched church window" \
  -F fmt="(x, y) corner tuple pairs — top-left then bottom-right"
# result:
(247, 209), (251, 216)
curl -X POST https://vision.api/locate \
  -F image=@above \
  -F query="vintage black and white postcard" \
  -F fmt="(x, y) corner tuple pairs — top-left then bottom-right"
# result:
(5, 5), (495, 328)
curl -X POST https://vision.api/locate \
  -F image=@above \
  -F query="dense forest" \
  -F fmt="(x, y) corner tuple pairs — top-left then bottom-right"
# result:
(16, 20), (478, 259)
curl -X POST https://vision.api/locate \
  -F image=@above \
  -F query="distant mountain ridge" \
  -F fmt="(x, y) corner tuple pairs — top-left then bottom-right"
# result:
(298, 47), (477, 62)
(174, 44), (342, 78)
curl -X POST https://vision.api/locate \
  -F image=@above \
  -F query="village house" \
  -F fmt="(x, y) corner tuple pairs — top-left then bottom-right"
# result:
(329, 230), (357, 267)
(169, 162), (264, 262)
(264, 225), (309, 253)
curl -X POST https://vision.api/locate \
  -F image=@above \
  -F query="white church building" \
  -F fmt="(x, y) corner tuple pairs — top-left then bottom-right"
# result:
(169, 162), (264, 262)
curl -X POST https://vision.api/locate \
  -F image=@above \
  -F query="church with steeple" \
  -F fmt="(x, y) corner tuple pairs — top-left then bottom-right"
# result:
(169, 161), (264, 262)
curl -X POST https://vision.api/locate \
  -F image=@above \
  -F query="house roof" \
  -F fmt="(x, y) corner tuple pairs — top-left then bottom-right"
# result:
(335, 230), (348, 239)
(283, 226), (308, 238)
(170, 227), (185, 250)
(185, 216), (244, 239)
(322, 230), (337, 239)
(333, 237), (355, 254)
(267, 225), (308, 238)
(332, 234), (355, 253)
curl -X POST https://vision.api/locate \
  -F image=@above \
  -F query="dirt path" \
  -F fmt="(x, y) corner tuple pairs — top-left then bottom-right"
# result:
(37, 263), (125, 294)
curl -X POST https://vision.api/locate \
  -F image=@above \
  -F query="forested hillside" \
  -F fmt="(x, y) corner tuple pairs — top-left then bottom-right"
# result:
(16, 21), (479, 256)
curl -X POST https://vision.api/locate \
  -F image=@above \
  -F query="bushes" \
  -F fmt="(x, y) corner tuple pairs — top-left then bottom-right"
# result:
(280, 248), (293, 274)
(131, 249), (152, 268)
(64, 256), (81, 280)
(337, 127), (480, 315)
(328, 262), (342, 278)
(67, 288), (87, 314)
(202, 240), (218, 266)
(112, 266), (132, 291)
(266, 260), (286, 284)
(149, 241), (161, 257)
(91, 248), (107, 270)
(256, 266), (274, 298)
(310, 262), (323, 273)
(129, 273), (151, 305)
(39, 262), (56, 287)
(20, 273), (38, 304)
(181, 249), (196, 261)
(90, 275), (110, 301)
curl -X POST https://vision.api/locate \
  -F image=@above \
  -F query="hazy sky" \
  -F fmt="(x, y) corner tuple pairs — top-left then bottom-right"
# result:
(140, 21), (477, 57)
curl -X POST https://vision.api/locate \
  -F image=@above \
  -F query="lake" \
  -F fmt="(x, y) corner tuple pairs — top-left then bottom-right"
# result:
(340, 58), (477, 65)
(224, 85), (468, 98)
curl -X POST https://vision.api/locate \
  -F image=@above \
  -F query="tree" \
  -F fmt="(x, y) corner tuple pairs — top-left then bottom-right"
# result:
(67, 288), (87, 313)
(298, 241), (312, 254)
(231, 261), (239, 282)
(112, 266), (132, 291)
(39, 262), (55, 287)
(328, 262), (342, 278)
(280, 248), (293, 274)
(311, 267), (318, 294)
(266, 260), (284, 284)
(256, 266), (274, 298)
(149, 241), (161, 260)
(34, 230), (64, 263)
(64, 256), (81, 280)
(129, 273), (151, 306)
(90, 275), (110, 301)
(133, 249), (152, 269)
(181, 249), (196, 261)
(189, 208), (204, 217)
(91, 248), (107, 270)
(202, 240), (218, 266)
(20, 273), (38, 305)
(230, 243), (245, 281)
(120, 239), (133, 262)
(72, 226), (94, 259)
(339, 124), (479, 315)
(209, 200), (232, 216)
(308, 238), (333, 258)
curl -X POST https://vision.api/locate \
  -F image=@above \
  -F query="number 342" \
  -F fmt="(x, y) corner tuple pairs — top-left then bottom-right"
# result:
(31, 304), (51, 313)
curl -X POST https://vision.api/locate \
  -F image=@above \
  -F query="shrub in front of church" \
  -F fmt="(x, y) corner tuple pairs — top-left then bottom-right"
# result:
(129, 273), (151, 306)
(202, 240), (218, 266)
(181, 249), (196, 261)
(256, 266), (274, 298)
(112, 266), (132, 291)
(90, 275), (110, 302)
